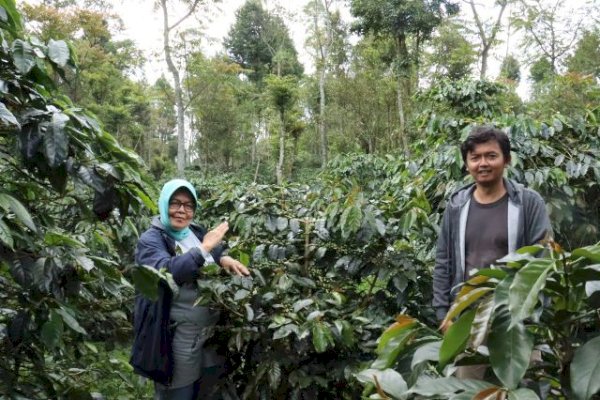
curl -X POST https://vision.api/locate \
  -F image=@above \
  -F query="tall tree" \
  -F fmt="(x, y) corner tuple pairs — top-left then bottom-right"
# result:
(224, 0), (303, 82)
(466, 0), (511, 79)
(159, 0), (208, 175)
(499, 53), (521, 82)
(425, 20), (477, 81)
(265, 75), (298, 184)
(304, 0), (339, 168)
(512, 0), (586, 73)
(566, 29), (600, 79)
(350, 0), (459, 152)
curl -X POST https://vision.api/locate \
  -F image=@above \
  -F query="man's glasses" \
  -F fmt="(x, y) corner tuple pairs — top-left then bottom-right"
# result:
(169, 200), (195, 212)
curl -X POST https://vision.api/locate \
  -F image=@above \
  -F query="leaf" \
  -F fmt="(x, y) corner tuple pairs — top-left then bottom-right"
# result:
(293, 298), (314, 312)
(312, 322), (333, 353)
(508, 259), (554, 328)
(572, 246), (600, 263)
(0, 102), (19, 128)
(439, 308), (476, 368)
(411, 340), (441, 368)
(442, 287), (493, 327)
(44, 231), (84, 248)
(0, 192), (36, 231)
(355, 368), (407, 399)
(56, 307), (87, 335)
(12, 39), (35, 74)
(268, 362), (281, 389)
(377, 315), (417, 354)
(340, 205), (362, 239)
(131, 265), (162, 301)
(41, 309), (63, 349)
(45, 112), (69, 168)
(0, 219), (14, 249)
(488, 307), (533, 389)
(408, 376), (490, 397)
(507, 388), (540, 400)
(273, 324), (297, 340)
(47, 39), (69, 66)
(473, 387), (506, 400)
(467, 294), (494, 351)
(372, 321), (418, 369)
(75, 255), (95, 272)
(244, 304), (254, 321)
(570, 335), (600, 400)
(276, 217), (288, 231)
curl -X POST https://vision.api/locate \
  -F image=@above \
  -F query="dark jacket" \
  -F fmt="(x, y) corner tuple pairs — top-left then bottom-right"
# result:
(432, 178), (551, 321)
(130, 217), (225, 384)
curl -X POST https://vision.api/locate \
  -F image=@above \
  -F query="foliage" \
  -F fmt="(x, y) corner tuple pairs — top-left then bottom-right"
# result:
(567, 29), (600, 79)
(357, 242), (600, 399)
(224, 0), (303, 83)
(0, 0), (153, 397)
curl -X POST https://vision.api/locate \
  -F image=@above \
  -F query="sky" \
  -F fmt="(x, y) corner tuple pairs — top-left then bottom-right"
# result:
(101, 0), (596, 98)
(112, 0), (335, 83)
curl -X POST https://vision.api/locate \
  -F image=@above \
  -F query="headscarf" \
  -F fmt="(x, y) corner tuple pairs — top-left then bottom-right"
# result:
(158, 179), (198, 241)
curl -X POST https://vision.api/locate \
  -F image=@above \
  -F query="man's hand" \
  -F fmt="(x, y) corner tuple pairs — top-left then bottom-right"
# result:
(201, 222), (229, 253)
(219, 256), (250, 276)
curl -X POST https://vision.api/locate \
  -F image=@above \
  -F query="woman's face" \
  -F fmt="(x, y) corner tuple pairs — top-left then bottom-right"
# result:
(168, 189), (195, 230)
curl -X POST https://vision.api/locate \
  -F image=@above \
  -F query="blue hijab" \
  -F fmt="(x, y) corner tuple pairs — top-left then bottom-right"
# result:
(158, 179), (198, 241)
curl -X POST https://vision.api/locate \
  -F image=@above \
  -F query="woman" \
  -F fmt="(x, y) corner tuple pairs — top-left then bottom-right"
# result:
(131, 179), (249, 399)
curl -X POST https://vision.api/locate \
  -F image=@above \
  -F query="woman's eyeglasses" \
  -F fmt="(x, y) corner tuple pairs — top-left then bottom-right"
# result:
(169, 200), (195, 212)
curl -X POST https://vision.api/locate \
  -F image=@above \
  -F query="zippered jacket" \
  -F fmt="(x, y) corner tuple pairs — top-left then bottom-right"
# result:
(432, 178), (551, 321)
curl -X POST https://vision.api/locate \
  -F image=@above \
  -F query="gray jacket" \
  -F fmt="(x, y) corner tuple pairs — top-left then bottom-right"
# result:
(432, 178), (551, 321)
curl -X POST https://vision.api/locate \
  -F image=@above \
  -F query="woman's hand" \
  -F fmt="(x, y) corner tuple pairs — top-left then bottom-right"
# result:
(201, 222), (229, 253)
(219, 256), (250, 276)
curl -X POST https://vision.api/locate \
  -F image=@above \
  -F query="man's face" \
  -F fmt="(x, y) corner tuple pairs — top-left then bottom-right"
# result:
(465, 140), (509, 187)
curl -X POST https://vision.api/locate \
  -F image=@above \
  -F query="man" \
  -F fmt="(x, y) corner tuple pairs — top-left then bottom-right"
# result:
(433, 126), (552, 325)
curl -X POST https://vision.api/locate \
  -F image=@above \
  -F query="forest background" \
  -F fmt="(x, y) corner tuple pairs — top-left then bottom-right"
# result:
(1, 0), (600, 398)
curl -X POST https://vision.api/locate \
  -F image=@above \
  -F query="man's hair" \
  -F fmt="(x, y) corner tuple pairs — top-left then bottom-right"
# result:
(460, 126), (511, 163)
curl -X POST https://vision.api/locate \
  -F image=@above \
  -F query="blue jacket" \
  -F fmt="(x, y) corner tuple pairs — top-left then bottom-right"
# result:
(130, 217), (225, 384)
(432, 178), (552, 321)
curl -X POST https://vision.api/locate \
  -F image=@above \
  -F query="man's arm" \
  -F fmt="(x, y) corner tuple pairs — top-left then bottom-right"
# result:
(524, 189), (552, 245)
(433, 208), (453, 322)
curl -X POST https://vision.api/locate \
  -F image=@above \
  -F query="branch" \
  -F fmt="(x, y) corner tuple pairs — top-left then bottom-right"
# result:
(169, 0), (203, 31)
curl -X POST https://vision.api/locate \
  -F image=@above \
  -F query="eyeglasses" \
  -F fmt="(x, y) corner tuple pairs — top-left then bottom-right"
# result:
(168, 200), (195, 212)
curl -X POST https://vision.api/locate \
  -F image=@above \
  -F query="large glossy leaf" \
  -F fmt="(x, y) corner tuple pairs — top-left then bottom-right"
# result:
(508, 259), (554, 328)
(442, 287), (493, 327)
(439, 308), (476, 368)
(372, 319), (418, 369)
(467, 294), (494, 351)
(473, 387), (506, 400)
(11, 39), (35, 74)
(355, 368), (407, 399)
(44, 111), (69, 168)
(377, 315), (417, 354)
(488, 307), (533, 389)
(340, 204), (362, 239)
(56, 306), (86, 335)
(507, 388), (540, 400)
(0, 0), (23, 34)
(40, 309), (63, 349)
(0, 102), (19, 127)
(411, 340), (441, 368)
(570, 335), (600, 400)
(131, 265), (162, 301)
(494, 275), (514, 309)
(312, 322), (333, 353)
(0, 192), (36, 231)
(47, 39), (69, 66)
(572, 246), (600, 263)
(0, 219), (13, 249)
(407, 376), (490, 397)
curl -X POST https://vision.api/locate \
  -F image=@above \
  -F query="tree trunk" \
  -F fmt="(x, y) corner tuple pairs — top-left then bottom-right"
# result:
(318, 66), (327, 168)
(276, 110), (285, 185)
(395, 35), (408, 153)
(160, 0), (186, 175)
